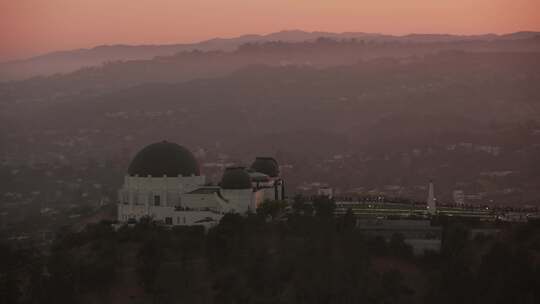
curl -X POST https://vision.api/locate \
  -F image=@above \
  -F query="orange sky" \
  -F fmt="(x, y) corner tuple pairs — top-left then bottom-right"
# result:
(1, 0), (539, 61)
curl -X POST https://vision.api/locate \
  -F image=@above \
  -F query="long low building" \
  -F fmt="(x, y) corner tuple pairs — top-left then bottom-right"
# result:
(117, 141), (285, 228)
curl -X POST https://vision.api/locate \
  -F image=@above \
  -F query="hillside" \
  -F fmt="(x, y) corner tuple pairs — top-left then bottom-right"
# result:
(2, 213), (539, 304)
(1, 30), (538, 81)
(2, 50), (540, 203)
(2, 36), (540, 103)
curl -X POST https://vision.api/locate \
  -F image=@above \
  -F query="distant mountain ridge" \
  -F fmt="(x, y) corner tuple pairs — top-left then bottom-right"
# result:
(1, 30), (539, 81)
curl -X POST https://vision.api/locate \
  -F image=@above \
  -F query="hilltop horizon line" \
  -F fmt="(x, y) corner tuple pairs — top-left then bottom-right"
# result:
(4, 29), (540, 64)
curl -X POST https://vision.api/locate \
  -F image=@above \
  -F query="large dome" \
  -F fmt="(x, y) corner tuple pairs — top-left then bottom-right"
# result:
(220, 167), (252, 189)
(250, 157), (279, 177)
(128, 141), (200, 177)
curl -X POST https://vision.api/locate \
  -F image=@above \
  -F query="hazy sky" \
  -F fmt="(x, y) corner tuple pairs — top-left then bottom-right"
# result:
(1, 0), (539, 61)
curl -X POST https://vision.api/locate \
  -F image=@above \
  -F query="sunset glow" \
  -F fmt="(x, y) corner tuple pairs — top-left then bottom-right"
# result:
(1, 0), (540, 61)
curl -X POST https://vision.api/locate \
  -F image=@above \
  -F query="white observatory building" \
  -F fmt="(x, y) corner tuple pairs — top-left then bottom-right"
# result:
(117, 141), (285, 228)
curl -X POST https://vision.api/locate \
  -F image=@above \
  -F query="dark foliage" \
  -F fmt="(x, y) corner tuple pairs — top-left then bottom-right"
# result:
(2, 215), (540, 303)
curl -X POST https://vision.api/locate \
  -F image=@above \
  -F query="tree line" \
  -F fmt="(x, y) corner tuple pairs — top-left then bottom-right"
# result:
(1, 197), (539, 303)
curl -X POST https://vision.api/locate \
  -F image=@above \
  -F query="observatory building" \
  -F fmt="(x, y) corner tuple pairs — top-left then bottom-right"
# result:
(117, 141), (285, 227)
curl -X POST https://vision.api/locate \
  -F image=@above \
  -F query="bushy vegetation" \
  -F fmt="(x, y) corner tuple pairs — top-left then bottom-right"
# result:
(1, 207), (540, 304)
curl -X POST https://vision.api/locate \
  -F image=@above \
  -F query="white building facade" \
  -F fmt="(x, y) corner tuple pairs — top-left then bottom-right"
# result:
(117, 141), (285, 228)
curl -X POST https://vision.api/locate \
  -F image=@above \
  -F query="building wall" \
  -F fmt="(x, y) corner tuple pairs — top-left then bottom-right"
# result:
(117, 173), (286, 227)
(118, 175), (206, 221)
(221, 188), (255, 213)
(119, 175), (205, 206)
(117, 204), (222, 228)
(258, 179), (284, 202)
(453, 190), (465, 205)
(253, 189), (266, 209)
(181, 192), (229, 213)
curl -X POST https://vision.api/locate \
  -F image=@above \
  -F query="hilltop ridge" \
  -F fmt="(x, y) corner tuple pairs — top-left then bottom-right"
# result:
(1, 30), (539, 81)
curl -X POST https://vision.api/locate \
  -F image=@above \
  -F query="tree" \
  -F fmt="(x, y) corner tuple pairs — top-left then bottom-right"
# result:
(441, 223), (470, 258)
(257, 200), (288, 220)
(0, 244), (23, 304)
(389, 233), (413, 258)
(206, 213), (246, 270)
(380, 269), (413, 303)
(136, 239), (162, 298)
(46, 250), (78, 304)
(339, 208), (356, 232)
(292, 194), (306, 214)
(313, 196), (336, 218)
(476, 243), (536, 304)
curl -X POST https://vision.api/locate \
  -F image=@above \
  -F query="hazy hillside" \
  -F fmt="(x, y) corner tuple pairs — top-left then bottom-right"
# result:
(2, 50), (540, 203)
(1, 30), (538, 81)
(0, 30), (365, 81)
(2, 36), (539, 103)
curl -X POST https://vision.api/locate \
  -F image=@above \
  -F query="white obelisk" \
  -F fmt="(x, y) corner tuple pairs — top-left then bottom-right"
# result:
(427, 180), (436, 215)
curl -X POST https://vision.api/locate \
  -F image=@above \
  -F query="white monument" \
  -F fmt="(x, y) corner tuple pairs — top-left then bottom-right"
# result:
(427, 181), (437, 215)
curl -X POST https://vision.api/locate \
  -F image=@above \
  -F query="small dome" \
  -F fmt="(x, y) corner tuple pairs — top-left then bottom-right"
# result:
(250, 157), (279, 177)
(128, 141), (200, 177)
(220, 167), (252, 189)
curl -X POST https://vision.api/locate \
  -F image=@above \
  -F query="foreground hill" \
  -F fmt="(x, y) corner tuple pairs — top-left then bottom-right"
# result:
(2, 213), (540, 304)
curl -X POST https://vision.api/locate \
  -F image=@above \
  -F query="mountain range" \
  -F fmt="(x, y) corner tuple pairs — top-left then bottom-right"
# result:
(1, 30), (539, 81)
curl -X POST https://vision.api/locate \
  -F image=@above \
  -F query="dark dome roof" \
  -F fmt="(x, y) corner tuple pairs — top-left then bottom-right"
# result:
(250, 157), (279, 177)
(220, 167), (252, 189)
(128, 141), (200, 177)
